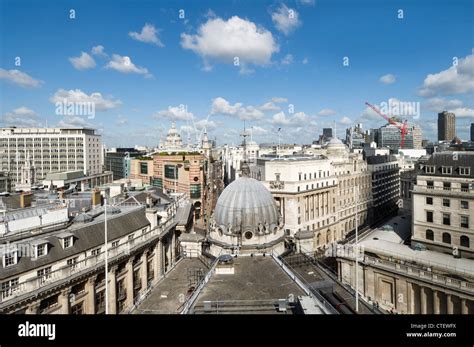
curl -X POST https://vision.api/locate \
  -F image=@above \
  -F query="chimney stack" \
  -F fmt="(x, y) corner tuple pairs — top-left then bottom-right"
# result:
(92, 188), (102, 207)
(20, 192), (33, 208)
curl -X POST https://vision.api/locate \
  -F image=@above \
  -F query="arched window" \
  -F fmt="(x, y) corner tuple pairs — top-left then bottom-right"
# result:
(460, 235), (470, 248)
(326, 230), (331, 244)
(442, 232), (451, 244)
(425, 229), (434, 241)
(316, 233), (321, 245)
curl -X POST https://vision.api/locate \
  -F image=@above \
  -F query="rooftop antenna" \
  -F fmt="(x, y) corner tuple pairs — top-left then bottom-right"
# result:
(240, 122), (250, 177)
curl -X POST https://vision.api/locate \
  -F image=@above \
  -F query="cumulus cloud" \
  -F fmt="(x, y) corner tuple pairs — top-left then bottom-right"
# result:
(379, 73), (396, 84)
(50, 89), (122, 111)
(424, 97), (463, 112)
(271, 111), (312, 126)
(298, 0), (315, 5)
(259, 102), (281, 112)
(271, 97), (288, 103)
(57, 116), (94, 128)
(271, 4), (301, 36)
(181, 16), (279, 71)
(250, 125), (268, 135)
(69, 52), (96, 70)
(418, 53), (474, 96)
(91, 45), (107, 57)
(339, 116), (352, 125)
(153, 105), (194, 121)
(318, 108), (336, 116)
(302, 57), (309, 64)
(0, 68), (43, 88)
(210, 97), (264, 120)
(129, 23), (164, 47)
(2, 107), (42, 127)
(105, 54), (152, 77)
(448, 107), (474, 118)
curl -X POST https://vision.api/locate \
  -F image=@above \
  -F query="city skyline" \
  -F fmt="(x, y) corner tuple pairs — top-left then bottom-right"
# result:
(1, 0), (473, 147)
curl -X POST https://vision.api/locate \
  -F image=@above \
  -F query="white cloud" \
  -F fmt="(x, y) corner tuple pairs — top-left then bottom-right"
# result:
(250, 125), (268, 135)
(181, 16), (279, 71)
(2, 107), (41, 127)
(424, 97), (463, 112)
(69, 52), (96, 70)
(0, 68), (43, 88)
(271, 97), (288, 103)
(57, 116), (93, 128)
(298, 0), (315, 5)
(105, 54), (152, 77)
(259, 102), (281, 112)
(153, 105), (194, 121)
(210, 97), (264, 121)
(302, 57), (309, 64)
(281, 53), (294, 65)
(271, 111), (312, 127)
(379, 73), (396, 84)
(195, 119), (217, 131)
(129, 23), (164, 47)
(271, 4), (301, 36)
(117, 115), (128, 125)
(91, 45), (107, 57)
(418, 53), (474, 96)
(50, 89), (122, 111)
(449, 107), (474, 118)
(318, 108), (336, 116)
(339, 116), (352, 125)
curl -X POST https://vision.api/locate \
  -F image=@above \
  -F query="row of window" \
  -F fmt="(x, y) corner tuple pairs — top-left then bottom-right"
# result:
(426, 180), (470, 192)
(425, 165), (471, 176)
(425, 229), (470, 248)
(426, 197), (469, 209)
(426, 211), (469, 228)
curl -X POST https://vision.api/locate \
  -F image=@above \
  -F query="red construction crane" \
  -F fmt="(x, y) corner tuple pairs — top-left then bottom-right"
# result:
(365, 101), (409, 149)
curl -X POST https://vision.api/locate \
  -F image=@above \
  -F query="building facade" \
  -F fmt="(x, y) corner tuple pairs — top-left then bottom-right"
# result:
(0, 128), (102, 186)
(438, 111), (456, 142)
(412, 152), (474, 258)
(250, 139), (372, 252)
(375, 123), (422, 150)
(0, 190), (193, 314)
(366, 155), (400, 222)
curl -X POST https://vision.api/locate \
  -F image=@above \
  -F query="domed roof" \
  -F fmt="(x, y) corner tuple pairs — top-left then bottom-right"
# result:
(214, 177), (280, 234)
(327, 137), (344, 146)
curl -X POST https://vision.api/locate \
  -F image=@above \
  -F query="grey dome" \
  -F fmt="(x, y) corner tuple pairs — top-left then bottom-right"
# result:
(214, 177), (280, 234)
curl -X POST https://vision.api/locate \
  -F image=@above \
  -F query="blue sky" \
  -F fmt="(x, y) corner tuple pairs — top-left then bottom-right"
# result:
(1, 0), (473, 147)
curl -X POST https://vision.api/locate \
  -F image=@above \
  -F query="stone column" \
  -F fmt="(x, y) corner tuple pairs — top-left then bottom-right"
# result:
(154, 242), (163, 282)
(433, 290), (441, 315)
(125, 259), (134, 309)
(420, 286), (427, 314)
(446, 294), (454, 314)
(461, 298), (469, 314)
(85, 277), (96, 314)
(408, 283), (415, 314)
(141, 252), (148, 291)
(108, 265), (117, 314)
(58, 289), (70, 314)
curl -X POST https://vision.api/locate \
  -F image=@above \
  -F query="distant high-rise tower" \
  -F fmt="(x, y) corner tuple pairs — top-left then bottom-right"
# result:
(471, 123), (474, 142)
(437, 111), (456, 141)
(323, 128), (333, 139)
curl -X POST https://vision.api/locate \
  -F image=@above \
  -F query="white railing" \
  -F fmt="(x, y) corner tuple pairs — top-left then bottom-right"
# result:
(0, 216), (177, 305)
